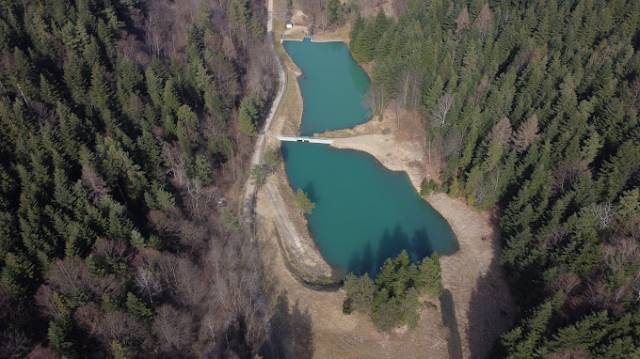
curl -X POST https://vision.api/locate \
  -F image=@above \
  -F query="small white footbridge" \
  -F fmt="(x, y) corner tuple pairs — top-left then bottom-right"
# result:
(276, 135), (333, 144)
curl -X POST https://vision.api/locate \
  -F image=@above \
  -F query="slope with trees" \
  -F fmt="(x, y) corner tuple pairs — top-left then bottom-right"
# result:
(0, 0), (297, 357)
(349, 0), (640, 356)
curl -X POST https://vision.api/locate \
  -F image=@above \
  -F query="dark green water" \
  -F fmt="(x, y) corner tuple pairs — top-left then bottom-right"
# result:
(283, 39), (457, 276)
(284, 39), (370, 135)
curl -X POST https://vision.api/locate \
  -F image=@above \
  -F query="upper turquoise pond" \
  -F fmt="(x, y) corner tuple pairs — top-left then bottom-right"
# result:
(283, 39), (370, 135)
(282, 39), (457, 276)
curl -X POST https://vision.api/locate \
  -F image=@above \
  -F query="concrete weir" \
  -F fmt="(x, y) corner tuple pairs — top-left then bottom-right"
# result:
(276, 135), (334, 144)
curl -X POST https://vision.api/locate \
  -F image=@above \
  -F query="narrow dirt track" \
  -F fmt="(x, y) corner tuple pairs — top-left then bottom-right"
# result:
(240, 0), (285, 220)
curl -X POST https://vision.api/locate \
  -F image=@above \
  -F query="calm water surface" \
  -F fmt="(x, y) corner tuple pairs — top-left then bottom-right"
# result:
(284, 39), (370, 135)
(283, 39), (457, 275)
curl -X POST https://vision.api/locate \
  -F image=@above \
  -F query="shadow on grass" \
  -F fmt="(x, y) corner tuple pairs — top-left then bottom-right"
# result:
(440, 289), (463, 359)
(260, 291), (314, 358)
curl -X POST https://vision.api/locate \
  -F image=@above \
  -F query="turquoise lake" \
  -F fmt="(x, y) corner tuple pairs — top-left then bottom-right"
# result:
(283, 39), (370, 135)
(282, 39), (457, 276)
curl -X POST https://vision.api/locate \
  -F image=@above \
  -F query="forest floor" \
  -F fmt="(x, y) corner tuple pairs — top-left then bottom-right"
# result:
(256, 1), (516, 357)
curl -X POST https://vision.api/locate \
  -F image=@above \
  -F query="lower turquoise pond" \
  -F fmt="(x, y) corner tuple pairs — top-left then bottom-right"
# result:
(282, 39), (457, 276)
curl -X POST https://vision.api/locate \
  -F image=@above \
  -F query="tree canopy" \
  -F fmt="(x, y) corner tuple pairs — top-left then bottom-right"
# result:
(351, 0), (640, 356)
(0, 0), (285, 357)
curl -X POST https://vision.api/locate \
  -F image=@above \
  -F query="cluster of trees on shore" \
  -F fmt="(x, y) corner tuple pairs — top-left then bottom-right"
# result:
(295, 0), (359, 33)
(350, 0), (640, 356)
(343, 251), (441, 331)
(0, 0), (312, 358)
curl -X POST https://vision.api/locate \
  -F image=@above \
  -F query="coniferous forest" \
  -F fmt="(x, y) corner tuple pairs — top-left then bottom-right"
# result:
(1, 0), (640, 358)
(0, 0), (298, 357)
(349, 0), (640, 357)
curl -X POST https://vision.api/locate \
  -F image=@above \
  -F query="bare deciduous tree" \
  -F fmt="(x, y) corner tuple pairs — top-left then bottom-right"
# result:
(400, 70), (420, 111)
(184, 179), (217, 220)
(163, 144), (187, 188)
(511, 114), (539, 152)
(473, 4), (493, 39)
(491, 117), (513, 146)
(99, 311), (147, 348)
(551, 272), (581, 295)
(552, 160), (588, 193)
(299, 0), (326, 33)
(47, 257), (89, 297)
(366, 84), (387, 119)
(73, 303), (103, 336)
(34, 286), (62, 319)
(94, 238), (130, 264)
(152, 305), (194, 354)
(590, 202), (615, 230)
(431, 94), (454, 126)
(473, 76), (490, 105)
(246, 43), (277, 99)
(549, 347), (592, 359)
(135, 267), (162, 304)
(473, 173), (492, 203)
(81, 164), (110, 204)
(392, 0), (410, 17)
(174, 256), (208, 307)
(455, 7), (471, 34)
(27, 345), (57, 359)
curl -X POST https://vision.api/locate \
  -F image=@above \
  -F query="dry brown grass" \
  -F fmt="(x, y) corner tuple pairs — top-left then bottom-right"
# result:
(319, 101), (428, 191)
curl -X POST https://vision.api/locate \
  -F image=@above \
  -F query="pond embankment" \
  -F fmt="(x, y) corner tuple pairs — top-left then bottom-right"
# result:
(258, 34), (339, 285)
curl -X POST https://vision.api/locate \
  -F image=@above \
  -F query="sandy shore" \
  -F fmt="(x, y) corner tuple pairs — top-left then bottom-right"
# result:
(319, 103), (427, 192)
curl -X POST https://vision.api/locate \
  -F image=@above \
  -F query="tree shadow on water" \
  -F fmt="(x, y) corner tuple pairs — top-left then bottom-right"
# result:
(346, 225), (433, 276)
(280, 142), (290, 161)
(375, 225), (433, 269)
(260, 291), (314, 359)
(408, 227), (432, 261)
(347, 240), (374, 276)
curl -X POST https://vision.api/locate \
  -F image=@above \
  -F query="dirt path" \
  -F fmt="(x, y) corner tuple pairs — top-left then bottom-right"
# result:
(240, 26), (285, 220)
